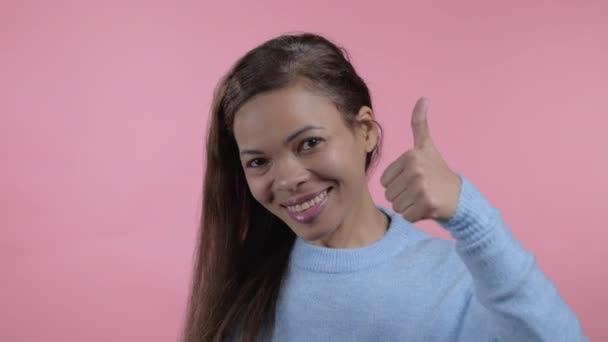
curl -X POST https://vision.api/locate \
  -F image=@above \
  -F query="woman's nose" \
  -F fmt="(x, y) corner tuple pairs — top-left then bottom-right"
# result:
(273, 158), (310, 192)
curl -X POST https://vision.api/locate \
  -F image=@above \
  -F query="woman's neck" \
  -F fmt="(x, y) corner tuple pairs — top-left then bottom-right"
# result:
(309, 188), (388, 249)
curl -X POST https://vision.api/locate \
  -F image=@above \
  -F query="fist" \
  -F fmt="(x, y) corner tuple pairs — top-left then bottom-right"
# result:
(380, 98), (461, 223)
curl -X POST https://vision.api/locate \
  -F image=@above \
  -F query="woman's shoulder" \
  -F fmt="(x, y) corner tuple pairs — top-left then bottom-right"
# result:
(381, 207), (468, 275)
(380, 204), (458, 250)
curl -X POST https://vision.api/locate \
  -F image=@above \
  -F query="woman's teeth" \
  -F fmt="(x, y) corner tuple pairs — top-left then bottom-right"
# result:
(287, 189), (328, 213)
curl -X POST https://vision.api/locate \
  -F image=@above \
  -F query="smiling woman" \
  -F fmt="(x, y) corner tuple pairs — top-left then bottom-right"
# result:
(181, 33), (588, 342)
(233, 81), (386, 247)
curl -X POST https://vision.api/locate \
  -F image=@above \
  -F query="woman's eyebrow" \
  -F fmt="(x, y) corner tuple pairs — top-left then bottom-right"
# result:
(284, 125), (324, 144)
(240, 149), (263, 156)
(239, 125), (325, 156)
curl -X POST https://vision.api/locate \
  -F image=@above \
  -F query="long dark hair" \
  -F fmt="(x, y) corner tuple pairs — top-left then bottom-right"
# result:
(182, 32), (382, 342)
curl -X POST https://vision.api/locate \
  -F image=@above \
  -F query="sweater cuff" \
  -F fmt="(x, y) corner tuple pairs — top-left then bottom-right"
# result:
(436, 174), (532, 296)
(438, 174), (498, 243)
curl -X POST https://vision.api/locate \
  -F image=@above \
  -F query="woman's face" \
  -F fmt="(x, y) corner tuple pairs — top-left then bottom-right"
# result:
(233, 81), (378, 243)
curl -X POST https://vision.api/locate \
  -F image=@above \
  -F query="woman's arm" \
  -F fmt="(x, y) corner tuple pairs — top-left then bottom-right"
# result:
(380, 98), (587, 340)
(439, 175), (588, 341)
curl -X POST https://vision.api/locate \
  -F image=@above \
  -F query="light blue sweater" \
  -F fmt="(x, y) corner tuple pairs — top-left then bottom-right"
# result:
(268, 176), (587, 341)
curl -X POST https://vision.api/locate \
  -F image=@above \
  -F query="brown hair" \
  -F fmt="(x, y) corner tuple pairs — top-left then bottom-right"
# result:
(182, 32), (382, 342)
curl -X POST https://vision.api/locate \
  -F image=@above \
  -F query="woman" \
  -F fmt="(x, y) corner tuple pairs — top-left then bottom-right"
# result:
(182, 33), (587, 341)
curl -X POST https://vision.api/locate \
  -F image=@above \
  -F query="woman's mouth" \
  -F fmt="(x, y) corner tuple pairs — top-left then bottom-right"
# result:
(283, 187), (332, 224)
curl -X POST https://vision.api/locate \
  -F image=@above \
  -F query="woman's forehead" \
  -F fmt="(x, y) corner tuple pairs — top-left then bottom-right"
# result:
(233, 83), (342, 143)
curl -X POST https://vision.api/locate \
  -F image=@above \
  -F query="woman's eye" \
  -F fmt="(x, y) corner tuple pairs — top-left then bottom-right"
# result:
(300, 137), (323, 151)
(246, 158), (267, 168)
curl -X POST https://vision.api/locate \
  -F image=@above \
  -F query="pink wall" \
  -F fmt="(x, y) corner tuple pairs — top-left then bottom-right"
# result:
(1, 0), (606, 340)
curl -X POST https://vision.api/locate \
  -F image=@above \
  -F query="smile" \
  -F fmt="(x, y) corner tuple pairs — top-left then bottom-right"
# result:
(286, 189), (328, 212)
(282, 187), (332, 224)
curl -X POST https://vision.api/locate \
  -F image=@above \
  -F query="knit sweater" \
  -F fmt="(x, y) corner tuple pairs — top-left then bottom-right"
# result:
(266, 175), (587, 341)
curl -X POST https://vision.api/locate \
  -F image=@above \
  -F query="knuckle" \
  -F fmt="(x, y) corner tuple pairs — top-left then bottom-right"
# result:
(385, 189), (393, 201)
(427, 197), (439, 211)
(421, 191), (434, 206)
(391, 202), (401, 213)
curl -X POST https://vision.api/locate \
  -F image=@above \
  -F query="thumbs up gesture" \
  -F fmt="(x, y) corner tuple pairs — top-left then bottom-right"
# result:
(380, 98), (461, 223)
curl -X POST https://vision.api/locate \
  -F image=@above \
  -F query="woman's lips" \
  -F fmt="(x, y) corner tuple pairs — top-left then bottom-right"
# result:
(282, 187), (330, 207)
(283, 187), (331, 224)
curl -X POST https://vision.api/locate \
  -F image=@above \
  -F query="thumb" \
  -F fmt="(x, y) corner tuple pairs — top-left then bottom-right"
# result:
(411, 97), (432, 148)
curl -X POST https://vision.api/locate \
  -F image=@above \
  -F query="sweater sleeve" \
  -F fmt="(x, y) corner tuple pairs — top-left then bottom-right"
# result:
(438, 175), (588, 342)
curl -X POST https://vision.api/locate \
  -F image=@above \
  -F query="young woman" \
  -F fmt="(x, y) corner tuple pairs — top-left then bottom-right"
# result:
(182, 33), (587, 342)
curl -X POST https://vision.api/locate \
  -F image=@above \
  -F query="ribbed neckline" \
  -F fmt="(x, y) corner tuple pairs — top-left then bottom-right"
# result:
(290, 206), (420, 273)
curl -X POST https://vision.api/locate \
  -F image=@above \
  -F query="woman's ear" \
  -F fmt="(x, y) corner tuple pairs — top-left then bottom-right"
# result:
(354, 106), (379, 153)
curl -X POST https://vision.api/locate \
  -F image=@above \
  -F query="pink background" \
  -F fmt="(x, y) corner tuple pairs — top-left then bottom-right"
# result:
(1, 0), (606, 341)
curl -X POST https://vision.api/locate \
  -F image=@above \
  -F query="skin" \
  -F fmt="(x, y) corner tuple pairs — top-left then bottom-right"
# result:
(233, 80), (387, 248)
(380, 98), (462, 223)
(233, 79), (461, 249)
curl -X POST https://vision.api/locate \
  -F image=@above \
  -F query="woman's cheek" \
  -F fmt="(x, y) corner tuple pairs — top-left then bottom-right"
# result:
(247, 176), (273, 204)
(317, 148), (348, 173)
